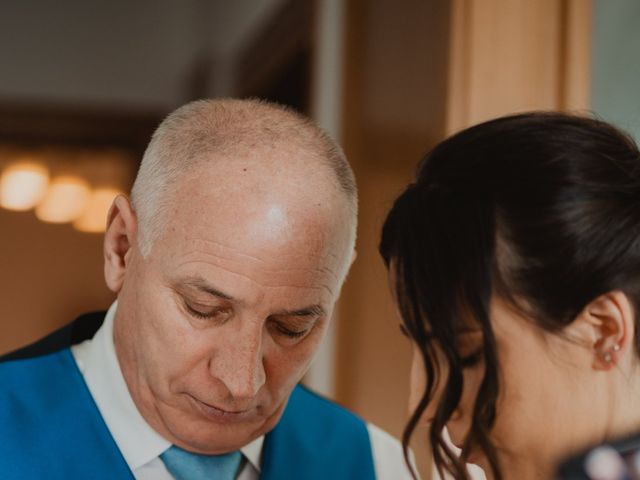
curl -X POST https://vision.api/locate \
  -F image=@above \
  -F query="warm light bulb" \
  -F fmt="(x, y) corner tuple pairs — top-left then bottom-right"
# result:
(73, 188), (121, 233)
(0, 162), (50, 211)
(35, 176), (91, 223)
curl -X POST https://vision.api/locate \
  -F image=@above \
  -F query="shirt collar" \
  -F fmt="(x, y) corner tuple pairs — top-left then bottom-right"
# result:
(72, 301), (264, 472)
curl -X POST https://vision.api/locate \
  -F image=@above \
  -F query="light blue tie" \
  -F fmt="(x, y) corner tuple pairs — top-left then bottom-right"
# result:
(160, 445), (242, 480)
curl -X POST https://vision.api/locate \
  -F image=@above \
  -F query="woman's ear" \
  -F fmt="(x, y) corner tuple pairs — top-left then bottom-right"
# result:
(574, 291), (635, 370)
(103, 195), (138, 293)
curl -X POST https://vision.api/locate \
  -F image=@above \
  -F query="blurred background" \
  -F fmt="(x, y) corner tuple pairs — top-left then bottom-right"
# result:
(1, 0), (639, 477)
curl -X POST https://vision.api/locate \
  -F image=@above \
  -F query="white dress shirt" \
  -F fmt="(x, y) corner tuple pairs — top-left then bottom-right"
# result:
(71, 302), (414, 479)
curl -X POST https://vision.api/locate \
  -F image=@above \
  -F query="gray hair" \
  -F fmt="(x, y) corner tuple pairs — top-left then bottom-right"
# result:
(130, 98), (357, 256)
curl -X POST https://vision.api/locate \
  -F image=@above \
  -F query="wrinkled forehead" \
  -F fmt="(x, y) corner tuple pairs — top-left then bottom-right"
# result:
(151, 159), (354, 286)
(176, 148), (349, 210)
(175, 156), (348, 230)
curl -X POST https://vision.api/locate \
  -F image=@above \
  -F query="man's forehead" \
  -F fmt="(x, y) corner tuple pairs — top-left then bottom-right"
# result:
(148, 153), (355, 286)
(169, 237), (342, 285)
(156, 243), (341, 310)
(167, 162), (350, 242)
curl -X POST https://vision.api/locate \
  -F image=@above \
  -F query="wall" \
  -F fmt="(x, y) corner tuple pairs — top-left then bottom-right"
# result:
(592, 0), (640, 141)
(337, 0), (452, 476)
(0, 0), (200, 109)
(0, 0), (287, 109)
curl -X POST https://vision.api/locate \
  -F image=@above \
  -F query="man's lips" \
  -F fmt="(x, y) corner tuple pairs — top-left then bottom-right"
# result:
(185, 394), (255, 423)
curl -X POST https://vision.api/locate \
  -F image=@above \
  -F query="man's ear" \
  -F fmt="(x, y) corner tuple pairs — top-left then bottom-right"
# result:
(349, 248), (358, 268)
(104, 195), (138, 293)
(572, 291), (635, 371)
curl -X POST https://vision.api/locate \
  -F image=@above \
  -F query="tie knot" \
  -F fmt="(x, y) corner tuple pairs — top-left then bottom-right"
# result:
(160, 445), (242, 480)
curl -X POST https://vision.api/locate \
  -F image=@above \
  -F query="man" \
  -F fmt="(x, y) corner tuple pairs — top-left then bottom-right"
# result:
(0, 99), (414, 479)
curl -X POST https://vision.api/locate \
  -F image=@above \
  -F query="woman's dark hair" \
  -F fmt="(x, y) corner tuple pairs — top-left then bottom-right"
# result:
(379, 112), (640, 479)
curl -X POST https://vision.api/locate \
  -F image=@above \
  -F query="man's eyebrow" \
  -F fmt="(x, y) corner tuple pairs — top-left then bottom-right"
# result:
(180, 277), (324, 317)
(182, 277), (234, 300)
(277, 304), (326, 318)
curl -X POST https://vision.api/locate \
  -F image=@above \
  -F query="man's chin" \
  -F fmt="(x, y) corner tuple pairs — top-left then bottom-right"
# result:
(165, 400), (288, 454)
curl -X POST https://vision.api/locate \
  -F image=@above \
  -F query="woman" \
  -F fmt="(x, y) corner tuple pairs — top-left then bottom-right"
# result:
(379, 112), (640, 480)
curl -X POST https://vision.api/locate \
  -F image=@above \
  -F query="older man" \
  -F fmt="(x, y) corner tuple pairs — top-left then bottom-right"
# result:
(0, 99), (412, 479)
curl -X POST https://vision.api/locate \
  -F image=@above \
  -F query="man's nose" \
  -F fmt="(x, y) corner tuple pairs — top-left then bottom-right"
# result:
(210, 327), (266, 399)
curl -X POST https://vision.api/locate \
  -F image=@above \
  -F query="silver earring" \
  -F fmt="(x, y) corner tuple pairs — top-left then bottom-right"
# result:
(612, 344), (621, 352)
(603, 351), (613, 363)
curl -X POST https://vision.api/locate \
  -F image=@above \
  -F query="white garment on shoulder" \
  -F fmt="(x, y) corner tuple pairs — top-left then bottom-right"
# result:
(369, 423), (417, 479)
(430, 430), (487, 480)
(72, 301), (415, 479)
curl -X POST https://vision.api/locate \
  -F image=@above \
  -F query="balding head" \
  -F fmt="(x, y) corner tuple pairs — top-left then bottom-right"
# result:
(103, 99), (359, 454)
(130, 98), (357, 259)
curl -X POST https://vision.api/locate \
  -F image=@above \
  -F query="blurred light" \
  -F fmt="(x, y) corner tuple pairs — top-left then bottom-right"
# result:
(0, 162), (49, 211)
(73, 188), (121, 233)
(35, 176), (91, 223)
(584, 446), (628, 480)
(631, 449), (640, 475)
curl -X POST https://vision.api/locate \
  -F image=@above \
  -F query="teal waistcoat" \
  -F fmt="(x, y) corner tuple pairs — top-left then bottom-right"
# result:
(0, 348), (376, 479)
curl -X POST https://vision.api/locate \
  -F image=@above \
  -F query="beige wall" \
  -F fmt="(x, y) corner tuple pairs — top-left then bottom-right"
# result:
(447, 0), (591, 133)
(0, 209), (114, 354)
(336, 0), (451, 476)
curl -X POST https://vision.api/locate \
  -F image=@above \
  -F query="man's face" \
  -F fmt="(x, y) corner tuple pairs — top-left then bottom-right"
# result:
(108, 161), (352, 454)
